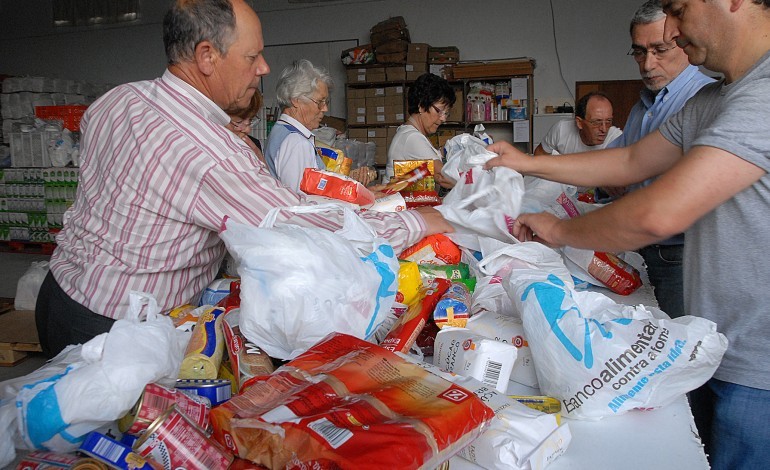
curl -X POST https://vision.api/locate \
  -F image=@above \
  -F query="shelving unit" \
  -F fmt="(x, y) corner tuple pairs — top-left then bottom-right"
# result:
(344, 57), (536, 167)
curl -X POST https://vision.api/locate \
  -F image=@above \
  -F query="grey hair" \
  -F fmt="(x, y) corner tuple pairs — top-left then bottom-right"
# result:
(630, 0), (665, 35)
(163, 0), (238, 64)
(275, 59), (334, 109)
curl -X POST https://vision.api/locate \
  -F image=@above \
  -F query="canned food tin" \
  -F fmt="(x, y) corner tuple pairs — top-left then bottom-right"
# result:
(134, 406), (233, 470)
(119, 383), (211, 434)
(78, 432), (156, 470)
(175, 379), (232, 407)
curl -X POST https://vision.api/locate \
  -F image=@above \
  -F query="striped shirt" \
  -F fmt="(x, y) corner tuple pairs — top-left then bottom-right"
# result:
(50, 70), (426, 319)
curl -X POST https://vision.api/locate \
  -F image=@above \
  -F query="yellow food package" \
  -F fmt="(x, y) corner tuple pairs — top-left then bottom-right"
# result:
(394, 159), (436, 192)
(179, 306), (226, 379)
(396, 260), (421, 306)
(317, 144), (351, 176)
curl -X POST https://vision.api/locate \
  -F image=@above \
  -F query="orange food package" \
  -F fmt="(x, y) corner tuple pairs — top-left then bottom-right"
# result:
(588, 251), (643, 295)
(300, 168), (375, 205)
(399, 234), (462, 265)
(210, 332), (495, 470)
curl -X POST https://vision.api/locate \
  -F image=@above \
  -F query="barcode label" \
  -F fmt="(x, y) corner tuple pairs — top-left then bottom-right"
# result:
(482, 360), (502, 386)
(145, 390), (170, 412)
(216, 386), (231, 403)
(92, 436), (125, 463)
(307, 418), (353, 449)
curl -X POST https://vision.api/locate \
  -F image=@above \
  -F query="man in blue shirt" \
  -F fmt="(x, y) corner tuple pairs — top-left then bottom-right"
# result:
(596, 0), (714, 318)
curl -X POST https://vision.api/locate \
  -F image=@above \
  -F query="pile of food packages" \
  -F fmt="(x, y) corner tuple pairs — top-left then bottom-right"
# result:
(0, 134), (728, 470)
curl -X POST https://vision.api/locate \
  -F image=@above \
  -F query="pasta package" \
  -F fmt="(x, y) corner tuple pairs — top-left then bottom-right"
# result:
(400, 234), (462, 265)
(300, 168), (375, 206)
(210, 332), (495, 470)
(392, 160), (436, 192)
(316, 144), (352, 176)
(179, 306), (226, 380)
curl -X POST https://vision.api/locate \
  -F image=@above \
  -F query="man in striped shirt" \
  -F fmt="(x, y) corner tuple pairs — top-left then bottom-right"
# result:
(35, 0), (452, 358)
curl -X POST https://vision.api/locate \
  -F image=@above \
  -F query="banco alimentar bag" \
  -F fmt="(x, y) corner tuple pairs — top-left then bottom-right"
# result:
(220, 204), (399, 360)
(499, 243), (728, 420)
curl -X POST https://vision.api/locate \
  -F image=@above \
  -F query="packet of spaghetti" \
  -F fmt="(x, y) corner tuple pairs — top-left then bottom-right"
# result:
(393, 160), (436, 192)
(209, 332), (495, 470)
(380, 278), (451, 353)
(384, 161), (432, 194)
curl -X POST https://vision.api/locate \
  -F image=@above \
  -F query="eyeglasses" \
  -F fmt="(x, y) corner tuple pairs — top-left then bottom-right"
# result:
(431, 104), (451, 117)
(305, 96), (330, 109)
(627, 43), (678, 62)
(581, 118), (613, 129)
(230, 117), (259, 129)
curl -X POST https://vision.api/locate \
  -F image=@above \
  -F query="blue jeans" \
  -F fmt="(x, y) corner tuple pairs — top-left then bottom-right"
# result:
(689, 378), (770, 470)
(638, 244), (684, 318)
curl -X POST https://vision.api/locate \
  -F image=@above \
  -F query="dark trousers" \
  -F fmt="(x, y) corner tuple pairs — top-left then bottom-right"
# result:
(35, 271), (115, 358)
(638, 244), (685, 318)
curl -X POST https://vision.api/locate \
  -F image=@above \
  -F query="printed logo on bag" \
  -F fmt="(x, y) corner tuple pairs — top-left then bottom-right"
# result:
(504, 215), (516, 234)
(316, 178), (328, 190)
(439, 384), (472, 404)
(462, 339), (473, 351)
(512, 336), (527, 348)
(464, 168), (474, 184)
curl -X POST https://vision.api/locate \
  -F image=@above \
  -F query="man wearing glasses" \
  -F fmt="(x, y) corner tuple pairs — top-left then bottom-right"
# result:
(596, 0), (714, 319)
(534, 91), (622, 157)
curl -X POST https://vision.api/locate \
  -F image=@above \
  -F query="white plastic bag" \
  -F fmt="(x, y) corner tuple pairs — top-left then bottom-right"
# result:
(501, 243), (728, 419)
(220, 204), (399, 359)
(438, 134), (525, 250)
(15, 261), (49, 310)
(0, 292), (189, 455)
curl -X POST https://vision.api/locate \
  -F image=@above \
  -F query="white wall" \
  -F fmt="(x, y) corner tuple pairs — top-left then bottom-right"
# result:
(0, 0), (645, 109)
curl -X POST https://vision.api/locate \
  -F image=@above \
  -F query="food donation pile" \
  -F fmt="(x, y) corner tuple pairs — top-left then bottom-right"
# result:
(0, 134), (728, 470)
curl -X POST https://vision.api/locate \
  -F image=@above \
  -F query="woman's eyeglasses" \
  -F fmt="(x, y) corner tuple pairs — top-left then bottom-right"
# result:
(305, 96), (330, 109)
(431, 104), (451, 117)
(230, 117), (259, 130)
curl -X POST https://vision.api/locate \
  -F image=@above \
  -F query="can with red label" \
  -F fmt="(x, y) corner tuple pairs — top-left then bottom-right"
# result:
(118, 383), (211, 435)
(134, 406), (233, 470)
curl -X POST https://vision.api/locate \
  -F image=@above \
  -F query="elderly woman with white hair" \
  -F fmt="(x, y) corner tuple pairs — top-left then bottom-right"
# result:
(264, 59), (336, 192)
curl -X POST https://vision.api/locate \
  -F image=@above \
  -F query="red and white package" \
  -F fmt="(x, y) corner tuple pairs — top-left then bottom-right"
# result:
(300, 168), (375, 206)
(210, 332), (495, 470)
(587, 251), (643, 296)
(399, 234), (462, 265)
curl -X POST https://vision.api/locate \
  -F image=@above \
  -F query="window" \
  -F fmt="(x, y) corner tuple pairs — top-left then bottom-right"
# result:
(53, 0), (141, 27)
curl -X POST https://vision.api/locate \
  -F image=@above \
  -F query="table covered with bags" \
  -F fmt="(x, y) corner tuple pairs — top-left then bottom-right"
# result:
(0, 133), (725, 470)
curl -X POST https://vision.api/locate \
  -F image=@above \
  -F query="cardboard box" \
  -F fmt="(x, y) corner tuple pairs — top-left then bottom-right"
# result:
(366, 67), (387, 83)
(383, 94), (402, 107)
(387, 126), (399, 140)
(347, 128), (369, 140)
(407, 43), (430, 63)
(385, 85), (404, 96)
(428, 46), (460, 63)
(365, 96), (385, 108)
(366, 112), (387, 125)
(347, 114), (367, 126)
(346, 69), (367, 83)
(385, 66), (406, 81)
(365, 87), (386, 98)
(320, 115), (346, 133)
(429, 63), (454, 80)
(447, 89), (464, 122)
(452, 58), (535, 79)
(347, 98), (366, 117)
(347, 87), (366, 99)
(406, 71), (424, 81)
(0, 309), (41, 366)
(405, 63), (428, 73)
(366, 127), (387, 139)
(386, 113), (405, 124)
